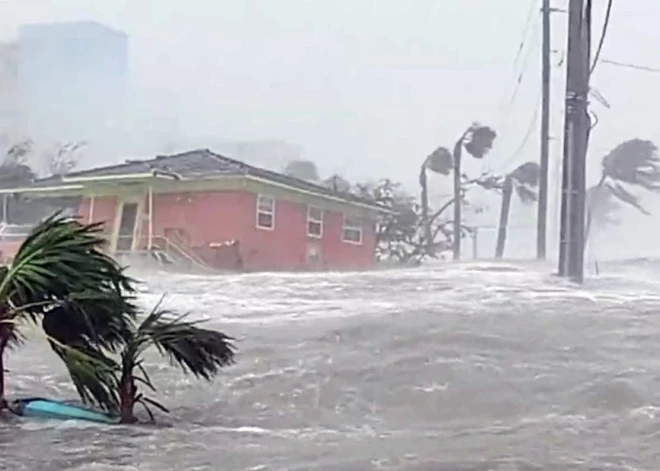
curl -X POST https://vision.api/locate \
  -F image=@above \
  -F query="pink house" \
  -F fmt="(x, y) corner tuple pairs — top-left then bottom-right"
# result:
(0, 149), (391, 271)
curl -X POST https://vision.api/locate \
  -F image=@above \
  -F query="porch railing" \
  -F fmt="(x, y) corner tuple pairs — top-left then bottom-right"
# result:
(151, 234), (212, 271)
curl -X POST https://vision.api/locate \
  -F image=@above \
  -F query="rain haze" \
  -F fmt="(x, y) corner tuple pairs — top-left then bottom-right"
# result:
(1, 0), (660, 469)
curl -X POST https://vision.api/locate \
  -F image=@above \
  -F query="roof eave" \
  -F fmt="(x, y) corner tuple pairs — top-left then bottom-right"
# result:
(62, 170), (181, 183)
(0, 184), (85, 194)
(243, 174), (395, 214)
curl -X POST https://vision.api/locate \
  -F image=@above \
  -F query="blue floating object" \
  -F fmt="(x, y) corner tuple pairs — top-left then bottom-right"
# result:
(9, 397), (119, 424)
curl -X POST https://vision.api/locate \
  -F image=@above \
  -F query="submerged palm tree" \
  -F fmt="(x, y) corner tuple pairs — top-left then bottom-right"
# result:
(0, 214), (136, 410)
(451, 124), (497, 260)
(116, 303), (235, 423)
(586, 139), (660, 242)
(495, 162), (540, 258)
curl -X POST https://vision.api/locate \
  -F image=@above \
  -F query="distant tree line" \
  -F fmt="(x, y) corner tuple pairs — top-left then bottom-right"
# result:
(0, 139), (84, 224)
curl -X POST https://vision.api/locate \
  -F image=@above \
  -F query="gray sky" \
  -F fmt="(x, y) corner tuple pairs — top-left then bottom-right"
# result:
(1, 0), (659, 257)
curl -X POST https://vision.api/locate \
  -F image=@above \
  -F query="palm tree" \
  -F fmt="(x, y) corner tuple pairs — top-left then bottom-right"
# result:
(495, 162), (540, 258)
(419, 147), (452, 253)
(586, 139), (660, 243)
(451, 124), (497, 260)
(322, 174), (351, 193)
(283, 159), (320, 181)
(586, 184), (620, 230)
(115, 303), (235, 423)
(0, 213), (136, 410)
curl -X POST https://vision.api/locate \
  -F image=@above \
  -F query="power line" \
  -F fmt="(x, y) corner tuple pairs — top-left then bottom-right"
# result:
(506, 26), (541, 108)
(601, 58), (660, 74)
(497, 0), (541, 115)
(496, 88), (543, 173)
(590, 0), (613, 75)
(490, 0), (544, 173)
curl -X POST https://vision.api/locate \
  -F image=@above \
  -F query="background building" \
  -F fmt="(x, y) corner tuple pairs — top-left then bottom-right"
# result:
(0, 42), (19, 149)
(16, 21), (129, 162)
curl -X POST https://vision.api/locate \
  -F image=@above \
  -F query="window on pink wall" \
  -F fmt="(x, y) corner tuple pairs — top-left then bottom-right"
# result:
(307, 206), (323, 238)
(342, 215), (363, 245)
(256, 194), (275, 230)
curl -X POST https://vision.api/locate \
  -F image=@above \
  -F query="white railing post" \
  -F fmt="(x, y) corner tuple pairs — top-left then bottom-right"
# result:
(147, 185), (154, 250)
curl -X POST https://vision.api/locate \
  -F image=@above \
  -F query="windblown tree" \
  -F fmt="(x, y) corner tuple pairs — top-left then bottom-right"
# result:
(451, 124), (497, 260)
(115, 303), (235, 423)
(322, 174), (352, 192)
(586, 184), (620, 231)
(353, 179), (458, 265)
(419, 147), (452, 254)
(283, 159), (320, 181)
(586, 139), (660, 243)
(495, 162), (540, 258)
(0, 140), (35, 188)
(0, 213), (136, 411)
(45, 141), (85, 177)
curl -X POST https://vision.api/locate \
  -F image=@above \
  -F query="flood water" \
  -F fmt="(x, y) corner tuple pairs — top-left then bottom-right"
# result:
(2, 260), (660, 470)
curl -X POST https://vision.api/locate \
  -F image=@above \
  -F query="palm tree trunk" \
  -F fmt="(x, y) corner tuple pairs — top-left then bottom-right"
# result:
(452, 139), (463, 260)
(495, 177), (514, 259)
(419, 164), (434, 255)
(584, 174), (607, 248)
(119, 374), (137, 423)
(0, 327), (8, 410)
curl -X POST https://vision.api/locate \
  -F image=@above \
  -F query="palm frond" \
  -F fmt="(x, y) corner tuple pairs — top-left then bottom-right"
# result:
(1, 213), (137, 310)
(138, 308), (236, 379)
(507, 162), (539, 204)
(587, 184), (619, 226)
(425, 147), (453, 175)
(513, 183), (538, 204)
(1, 213), (137, 320)
(606, 181), (650, 215)
(602, 139), (660, 191)
(45, 292), (136, 352)
(509, 161), (540, 187)
(463, 124), (497, 159)
(48, 338), (120, 413)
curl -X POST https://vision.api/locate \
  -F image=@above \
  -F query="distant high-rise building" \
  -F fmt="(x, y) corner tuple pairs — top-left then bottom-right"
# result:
(16, 21), (128, 152)
(0, 42), (19, 149)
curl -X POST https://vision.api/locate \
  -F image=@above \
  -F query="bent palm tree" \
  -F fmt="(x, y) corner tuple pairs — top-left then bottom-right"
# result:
(495, 162), (540, 258)
(586, 184), (619, 230)
(586, 139), (660, 243)
(451, 124), (497, 260)
(419, 147), (452, 254)
(116, 303), (235, 423)
(0, 213), (136, 410)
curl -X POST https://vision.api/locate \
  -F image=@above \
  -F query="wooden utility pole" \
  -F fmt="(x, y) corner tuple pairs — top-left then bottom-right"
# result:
(536, 0), (552, 260)
(558, 0), (591, 282)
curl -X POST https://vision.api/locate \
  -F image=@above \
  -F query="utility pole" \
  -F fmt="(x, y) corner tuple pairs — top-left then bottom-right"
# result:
(536, 0), (552, 260)
(558, 0), (591, 282)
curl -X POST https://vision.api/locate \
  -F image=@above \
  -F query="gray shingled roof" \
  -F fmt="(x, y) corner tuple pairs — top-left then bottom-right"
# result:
(32, 149), (389, 211)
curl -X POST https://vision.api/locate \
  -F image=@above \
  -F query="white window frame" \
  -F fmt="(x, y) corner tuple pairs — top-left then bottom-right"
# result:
(256, 194), (275, 230)
(342, 215), (363, 245)
(307, 206), (323, 238)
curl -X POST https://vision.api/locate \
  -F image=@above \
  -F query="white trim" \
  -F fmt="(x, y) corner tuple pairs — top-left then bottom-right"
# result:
(111, 197), (143, 253)
(87, 195), (95, 224)
(0, 184), (84, 194)
(306, 205), (323, 238)
(63, 173), (155, 183)
(62, 170), (180, 183)
(341, 214), (363, 245)
(256, 194), (275, 230)
(147, 185), (154, 250)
